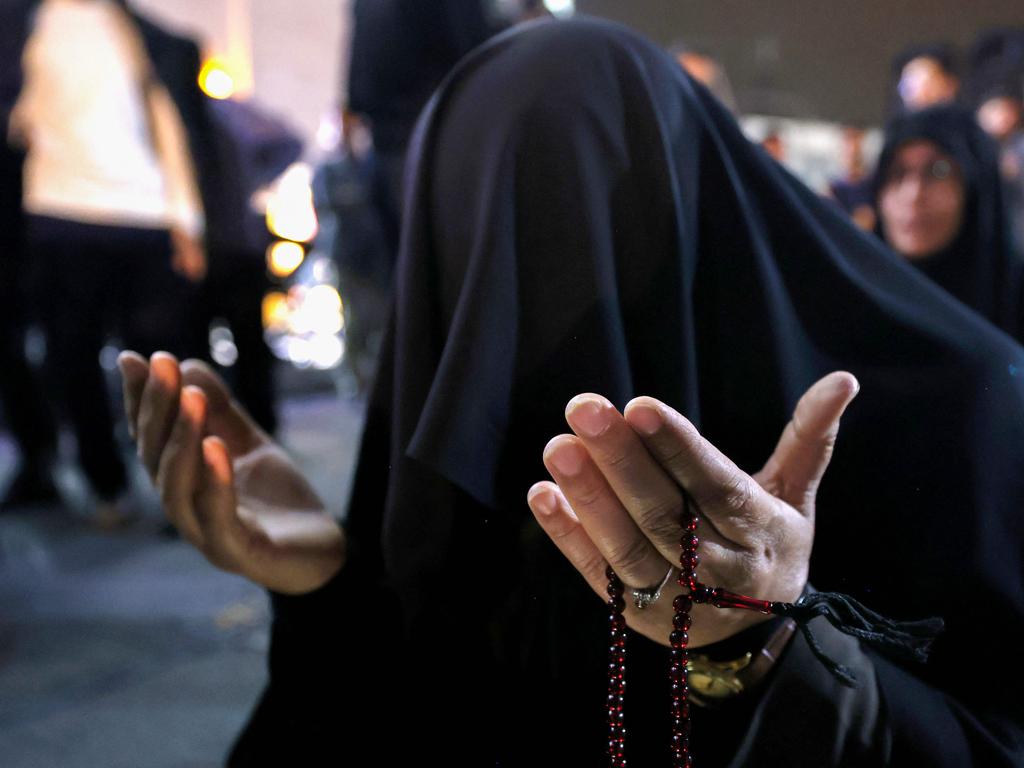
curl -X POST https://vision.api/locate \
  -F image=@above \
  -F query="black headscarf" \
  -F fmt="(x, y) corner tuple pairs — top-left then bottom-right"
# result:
(239, 18), (1024, 767)
(873, 105), (1024, 341)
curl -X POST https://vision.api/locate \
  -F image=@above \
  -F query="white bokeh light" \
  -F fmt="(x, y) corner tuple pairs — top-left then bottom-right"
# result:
(543, 0), (575, 17)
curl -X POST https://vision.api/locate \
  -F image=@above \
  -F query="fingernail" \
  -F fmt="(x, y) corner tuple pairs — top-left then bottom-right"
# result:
(152, 361), (178, 389)
(546, 440), (584, 476)
(627, 404), (663, 435)
(528, 488), (556, 517)
(181, 388), (204, 425)
(566, 396), (609, 438)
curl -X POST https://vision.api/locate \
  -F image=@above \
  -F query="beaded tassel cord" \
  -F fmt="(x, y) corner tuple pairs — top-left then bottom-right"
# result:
(604, 493), (943, 767)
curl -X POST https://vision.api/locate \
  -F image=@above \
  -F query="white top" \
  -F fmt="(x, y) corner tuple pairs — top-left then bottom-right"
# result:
(12, 0), (204, 236)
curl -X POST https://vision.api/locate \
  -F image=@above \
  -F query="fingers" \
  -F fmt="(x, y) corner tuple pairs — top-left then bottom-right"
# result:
(155, 385), (208, 546)
(136, 353), (183, 478)
(195, 436), (244, 572)
(117, 351), (149, 440)
(756, 372), (859, 512)
(563, 394), (745, 564)
(118, 352), (252, 565)
(527, 481), (608, 598)
(623, 397), (779, 543)
(542, 434), (669, 591)
(180, 359), (264, 455)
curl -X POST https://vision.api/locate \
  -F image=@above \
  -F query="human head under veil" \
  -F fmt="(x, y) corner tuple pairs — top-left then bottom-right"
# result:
(874, 104), (1024, 342)
(237, 17), (1024, 767)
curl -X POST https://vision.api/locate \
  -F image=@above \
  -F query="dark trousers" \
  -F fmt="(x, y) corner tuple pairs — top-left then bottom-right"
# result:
(27, 215), (197, 500)
(0, 253), (58, 474)
(0, 150), (58, 477)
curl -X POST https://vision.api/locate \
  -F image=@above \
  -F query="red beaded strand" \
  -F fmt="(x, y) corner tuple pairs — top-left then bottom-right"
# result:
(602, 489), (778, 765)
(606, 565), (628, 767)
(603, 494), (782, 767)
(669, 497), (700, 768)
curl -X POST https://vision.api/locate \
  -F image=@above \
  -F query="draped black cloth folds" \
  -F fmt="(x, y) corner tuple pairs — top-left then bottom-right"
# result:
(232, 18), (1024, 767)
(873, 105), (1024, 342)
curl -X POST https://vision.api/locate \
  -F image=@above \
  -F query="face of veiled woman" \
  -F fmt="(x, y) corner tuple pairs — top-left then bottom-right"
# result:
(878, 140), (966, 261)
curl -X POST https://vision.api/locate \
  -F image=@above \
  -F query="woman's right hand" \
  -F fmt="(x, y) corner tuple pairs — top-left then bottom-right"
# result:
(118, 351), (345, 595)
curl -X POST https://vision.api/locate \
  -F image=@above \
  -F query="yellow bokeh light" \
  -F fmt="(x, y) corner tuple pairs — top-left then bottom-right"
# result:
(261, 291), (290, 332)
(198, 58), (236, 100)
(267, 240), (305, 278)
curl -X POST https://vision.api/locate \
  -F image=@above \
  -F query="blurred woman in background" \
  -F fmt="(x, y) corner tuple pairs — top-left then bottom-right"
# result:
(874, 105), (1024, 342)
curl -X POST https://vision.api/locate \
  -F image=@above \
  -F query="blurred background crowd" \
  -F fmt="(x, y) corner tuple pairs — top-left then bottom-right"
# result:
(0, 1), (1021, 765)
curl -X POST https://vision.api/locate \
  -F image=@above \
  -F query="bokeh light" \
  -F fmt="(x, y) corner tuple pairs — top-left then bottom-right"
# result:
(198, 58), (236, 100)
(265, 163), (319, 243)
(267, 240), (305, 278)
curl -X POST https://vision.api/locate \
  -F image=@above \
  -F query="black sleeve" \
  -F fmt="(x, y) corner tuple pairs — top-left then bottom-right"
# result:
(717, 620), (1023, 767)
(227, 537), (404, 767)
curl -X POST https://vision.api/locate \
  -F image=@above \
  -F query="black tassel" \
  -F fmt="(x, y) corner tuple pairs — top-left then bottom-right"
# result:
(771, 590), (945, 688)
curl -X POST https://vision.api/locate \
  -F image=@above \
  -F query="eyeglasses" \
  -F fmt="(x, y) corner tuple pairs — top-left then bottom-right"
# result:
(881, 158), (959, 189)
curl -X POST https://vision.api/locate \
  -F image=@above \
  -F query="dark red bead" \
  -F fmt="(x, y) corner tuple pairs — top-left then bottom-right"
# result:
(606, 565), (620, 583)
(672, 594), (693, 613)
(683, 516), (698, 532)
(678, 615), (692, 631)
(669, 662), (687, 678)
(669, 630), (689, 648)
(671, 700), (691, 719)
(609, 614), (626, 631)
(682, 533), (699, 551)
(670, 681), (689, 698)
(669, 646), (688, 663)
(607, 580), (624, 598)
(672, 719), (692, 737)
(608, 595), (626, 612)
(691, 584), (711, 603)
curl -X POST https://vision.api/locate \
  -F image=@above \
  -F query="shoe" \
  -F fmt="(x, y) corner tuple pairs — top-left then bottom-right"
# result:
(94, 492), (142, 530)
(0, 465), (60, 512)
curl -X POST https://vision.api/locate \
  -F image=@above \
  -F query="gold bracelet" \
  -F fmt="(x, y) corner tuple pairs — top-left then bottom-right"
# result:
(687, 618), (797, 706)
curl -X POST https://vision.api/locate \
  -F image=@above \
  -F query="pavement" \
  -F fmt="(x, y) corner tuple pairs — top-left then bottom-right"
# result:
(0, 389), (365, 768)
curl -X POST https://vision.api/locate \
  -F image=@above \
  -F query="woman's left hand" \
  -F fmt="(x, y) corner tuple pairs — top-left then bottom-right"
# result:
(527, 372), (859, 647)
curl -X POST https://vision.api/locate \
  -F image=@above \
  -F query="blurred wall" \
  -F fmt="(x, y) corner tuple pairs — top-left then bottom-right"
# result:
(132, 0), (350, 149)
(578, 0), (1024, 124)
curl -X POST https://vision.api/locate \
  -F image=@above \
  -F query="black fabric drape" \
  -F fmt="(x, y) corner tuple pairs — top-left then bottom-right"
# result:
(235, 18), (1024, 767)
